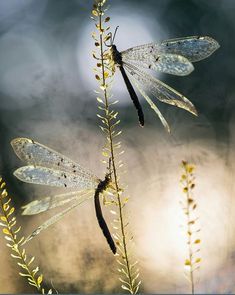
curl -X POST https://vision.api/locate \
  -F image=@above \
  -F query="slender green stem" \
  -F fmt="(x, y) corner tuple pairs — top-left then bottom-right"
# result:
(0, 184), (42, 292)
(98, 8), (134, 292)
(185, 171), (195, 295)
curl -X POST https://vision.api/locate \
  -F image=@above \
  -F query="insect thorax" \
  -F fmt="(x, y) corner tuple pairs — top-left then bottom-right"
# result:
(96, 174), (111, 194)
(110, 45), (122, 66)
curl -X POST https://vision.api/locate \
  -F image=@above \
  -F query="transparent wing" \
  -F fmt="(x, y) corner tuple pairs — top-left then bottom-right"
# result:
(122, 53), (194, 76)
(11, 138), (96, 179)
(121, 36), (220, 63)
(22, 197), (91, 245)
(123, 61), (197, 116)
(14, 165), (99, 189)
(131, 78), (171, 133)
(22, 189), (94, 215)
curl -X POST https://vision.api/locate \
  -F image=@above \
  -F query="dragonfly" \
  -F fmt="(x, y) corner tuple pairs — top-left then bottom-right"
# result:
(11, 137), (117, 254)
(108, 27), (220, 132)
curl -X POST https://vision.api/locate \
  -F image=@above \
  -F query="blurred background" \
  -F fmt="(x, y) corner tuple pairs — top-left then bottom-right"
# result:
(0, 0), (235, 293)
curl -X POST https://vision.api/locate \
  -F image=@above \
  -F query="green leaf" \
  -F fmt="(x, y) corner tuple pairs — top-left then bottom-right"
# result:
(130, 261), (138, 269)
(14, 226), (21, 234)
(116, 259), (126, 267)
(17, 262), (28, 270)
(7, 207), (15, 217)
(0, 182), (6, 189)
(22, 248), (26, 257)
(37, 274), (43, 286)
(132, 272), (140, 283)
(3, 203), (10, 211)
(120, 268), (128, 276)
(96, 97), (104, 104)
(9, 220), (16, 228)
(1, 189), (8, 198)
(134, 283), (141, 294)
(19, 272), (32, 278)
(12, 244), (19, 252)
(3, 228), (11, 235)
(11, 254), (21, 259)
(194, 239), (201, 244)
(28, 281), (37, 287)
(18, 237), (25, 245)
(4, 236), (13, 242)
(28, 256), (35, 265)
(28, 277), (37, 284)
(91, 9), (98, 16)
(121, 284), (131, 292)
(32, 266), (39, 275)
(0, 216), (7, 222)
(183, 187), (188, 193)
(185, 259), (191, 266)
(102, 151), (109, 157)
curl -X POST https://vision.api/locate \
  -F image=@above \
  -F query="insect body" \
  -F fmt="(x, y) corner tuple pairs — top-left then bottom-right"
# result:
(111, 44), (145, 127)
(94, 173), (116, 254)
(11, 137), (116, 254)
(109, 32), (220, 132)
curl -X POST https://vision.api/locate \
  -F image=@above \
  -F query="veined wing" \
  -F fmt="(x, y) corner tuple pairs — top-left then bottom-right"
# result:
(22, 186), (113, 244)
(14, 165), (99, 189)
(122, 53), (194, 76)
(123, 61), (197, 116)
(11, 138), (95, 179)
(22, 190), (94, 215)
(22, 200), (84, 245)
(121, 36), (220, 64)
(131, 78), (171, 133)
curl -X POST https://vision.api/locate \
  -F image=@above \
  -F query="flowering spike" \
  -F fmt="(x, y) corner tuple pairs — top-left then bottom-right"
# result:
(92, 0), (140, 293)
(180, 161), (201, 294)
(0, 178), (51, 293)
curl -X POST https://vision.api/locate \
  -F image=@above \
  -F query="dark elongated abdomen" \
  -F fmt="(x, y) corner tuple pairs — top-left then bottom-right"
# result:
(94, 177), (116, 254)
(119, 66), (145, 126)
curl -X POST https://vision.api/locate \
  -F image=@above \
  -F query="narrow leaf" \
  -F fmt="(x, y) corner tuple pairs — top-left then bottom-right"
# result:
(19, 272), (32, 278)
(3, 228), (11, 235)
(37, 274), (43, 286)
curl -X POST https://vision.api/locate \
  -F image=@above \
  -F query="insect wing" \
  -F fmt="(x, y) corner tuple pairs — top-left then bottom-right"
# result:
(124, 61), (197, 116)
(14, 165), (99, 189)
(11, 138), (95, 179)
(22, 200), (84, 245)
(157, 36), (220, 62)
(22, 190), (94, 215)
(131, 77), (171, 132)
(121, 36), (219, 64)
(122, 53), (194, 76)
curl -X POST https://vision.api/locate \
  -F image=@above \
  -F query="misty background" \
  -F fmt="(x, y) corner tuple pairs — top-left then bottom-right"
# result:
(0, 0), (235, 293)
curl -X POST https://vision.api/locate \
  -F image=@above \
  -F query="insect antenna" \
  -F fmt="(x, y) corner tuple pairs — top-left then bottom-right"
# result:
(104, 26), (119, 47)
(112, 25), (119, 44)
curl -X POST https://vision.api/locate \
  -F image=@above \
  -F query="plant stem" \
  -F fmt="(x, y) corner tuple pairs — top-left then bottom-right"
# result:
(0, 182), (42, 292)
(185, 170), (194, 295)
(98, 9), (134, 293)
